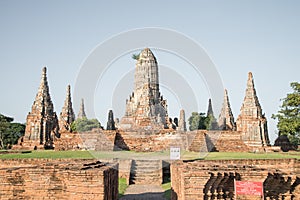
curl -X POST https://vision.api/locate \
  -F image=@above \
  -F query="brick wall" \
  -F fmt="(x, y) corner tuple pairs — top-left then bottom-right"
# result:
(0, 159), (118, 200)
(171, 159), (300, 200)
(116, 130), (187, 152)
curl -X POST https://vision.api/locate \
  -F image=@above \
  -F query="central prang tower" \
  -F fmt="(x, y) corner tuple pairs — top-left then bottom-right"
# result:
(121, 48), (168, 129)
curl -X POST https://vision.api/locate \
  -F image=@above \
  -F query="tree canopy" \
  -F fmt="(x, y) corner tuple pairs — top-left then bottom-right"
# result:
(272, 82), (300, 145)
(188, 112), (211, 131)
(70, 117), (101, 132)
(0, 114), (25, 149)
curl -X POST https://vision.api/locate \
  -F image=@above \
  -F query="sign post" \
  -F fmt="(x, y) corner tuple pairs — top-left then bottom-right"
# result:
(170, 147), (180, 160)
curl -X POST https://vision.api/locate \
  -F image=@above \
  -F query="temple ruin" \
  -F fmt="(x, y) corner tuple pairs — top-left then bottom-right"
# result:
(236, 72), (270, 148)
(21, 67), (60, 149)
(59, 85), (75, 132)
(120, 48), (169, 130)
(218, 89), (236, 131)
(6, 48), (299, 200)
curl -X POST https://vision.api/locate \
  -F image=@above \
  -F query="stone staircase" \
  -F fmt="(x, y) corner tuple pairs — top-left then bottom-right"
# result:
(188, 130), (208, 152)
(129, 160), (162, 185)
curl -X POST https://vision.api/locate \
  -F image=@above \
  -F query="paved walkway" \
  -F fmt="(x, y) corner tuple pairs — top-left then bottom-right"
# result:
(120, 184), (167, 200)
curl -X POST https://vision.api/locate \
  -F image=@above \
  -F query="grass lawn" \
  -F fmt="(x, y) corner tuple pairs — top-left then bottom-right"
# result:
(118, 178), (128, 198)
(0, 150), (94, 159)
(162, 182), (171, 199)
(0, 150), (299, 160)
(204, 151), (300, 160)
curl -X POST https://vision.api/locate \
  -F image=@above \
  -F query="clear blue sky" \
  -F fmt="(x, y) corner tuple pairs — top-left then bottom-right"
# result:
(0, 1), (299, 143)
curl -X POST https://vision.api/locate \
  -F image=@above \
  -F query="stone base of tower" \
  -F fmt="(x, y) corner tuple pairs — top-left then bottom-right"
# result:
(119, 116), (166, 132)
(12, 138), (50, 150)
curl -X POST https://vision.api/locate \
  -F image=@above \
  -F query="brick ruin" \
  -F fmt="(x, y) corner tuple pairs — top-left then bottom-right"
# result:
(59, 85), (75, 132)
(0, 159), (118, 200)
(218, 89), (236, 131)
(14, 48), (288, 152)
(171, 159), (300, 200)
(77, 98), (86, 119)
(236, 72), (270, 148)
(21, 67), (60, 150)
(120, 48), (169, 130)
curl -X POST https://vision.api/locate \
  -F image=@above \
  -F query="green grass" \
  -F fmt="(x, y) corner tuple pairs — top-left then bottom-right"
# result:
(162, 182), (171, 199)
(204, 152), (300, 160)
(0, 150), (94, 159)
(0, 150), (299, 160)
(118, 178), (128, 198)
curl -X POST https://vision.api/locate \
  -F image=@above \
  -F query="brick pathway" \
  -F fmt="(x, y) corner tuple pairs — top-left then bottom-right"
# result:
(120, 184), (167, 200)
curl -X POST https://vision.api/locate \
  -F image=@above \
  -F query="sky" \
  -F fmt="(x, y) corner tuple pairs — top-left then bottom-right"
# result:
(0, 0), (300, 143)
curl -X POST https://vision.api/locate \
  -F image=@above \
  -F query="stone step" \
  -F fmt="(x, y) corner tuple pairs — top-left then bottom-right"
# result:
(132, 172), (161, 177)
(129, 159), (162, 185)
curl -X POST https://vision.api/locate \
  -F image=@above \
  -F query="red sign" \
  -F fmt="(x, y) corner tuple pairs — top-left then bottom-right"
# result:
(235, 181), (263, 196)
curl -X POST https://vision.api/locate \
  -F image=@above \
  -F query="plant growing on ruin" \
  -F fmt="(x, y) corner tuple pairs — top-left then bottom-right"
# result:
(272, 82), (300, 145)
(132, 53), (140, 60)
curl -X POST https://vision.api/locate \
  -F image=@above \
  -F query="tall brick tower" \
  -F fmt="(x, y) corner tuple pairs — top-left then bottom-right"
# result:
(24, 67), (59, 148)
(121, 48), (168, 129)
(218, 89), (236, 130)
(59, 85), (75, 132)
(236, 72), (270, 147)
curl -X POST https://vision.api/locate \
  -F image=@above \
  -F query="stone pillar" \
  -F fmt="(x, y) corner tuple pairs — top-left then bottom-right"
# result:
(178, 109), (187, 132)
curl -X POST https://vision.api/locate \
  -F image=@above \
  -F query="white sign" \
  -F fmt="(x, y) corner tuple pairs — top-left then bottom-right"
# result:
(170, 147), (180, 160)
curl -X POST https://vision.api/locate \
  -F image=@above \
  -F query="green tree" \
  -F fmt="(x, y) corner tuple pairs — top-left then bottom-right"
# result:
(0, 114), (25, 149)
(70, 117), (101, 132)
(272, 82), (300, 145)
(188, 112), (208, 131)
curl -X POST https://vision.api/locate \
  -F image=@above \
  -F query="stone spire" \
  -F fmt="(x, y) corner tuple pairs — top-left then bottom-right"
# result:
(106, 110), (116, 130)
(218, 89), (236, 130)
(77, 98), (87, 119)
(121, 48), (168, 129)
(207, 99), (214, 117)
(236, 72), (270, 147)
(178, 109), (187, 132)
(24, 67), (59, 148)
(206, 99), (218, 130)
(59, 85), (75, 132)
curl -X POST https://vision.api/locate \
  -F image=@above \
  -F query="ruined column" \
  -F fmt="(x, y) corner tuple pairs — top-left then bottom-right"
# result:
(178, 109), (187, 132)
